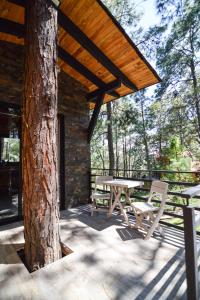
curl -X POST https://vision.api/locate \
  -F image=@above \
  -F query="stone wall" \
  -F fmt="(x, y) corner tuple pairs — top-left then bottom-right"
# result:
(59, 71), (90, 207)
(0, 41), (90, 208)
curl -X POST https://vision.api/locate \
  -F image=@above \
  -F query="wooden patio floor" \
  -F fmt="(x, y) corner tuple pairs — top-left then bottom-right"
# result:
(0, 205), (186, 300)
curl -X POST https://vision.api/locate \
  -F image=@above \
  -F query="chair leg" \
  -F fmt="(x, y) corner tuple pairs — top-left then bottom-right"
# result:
(134, 211), (144, 229)
(91, 198), (97, 216)
(157, 224), (165, 237)
(144, 218), (162, 240)
(144, 225), (156, 240)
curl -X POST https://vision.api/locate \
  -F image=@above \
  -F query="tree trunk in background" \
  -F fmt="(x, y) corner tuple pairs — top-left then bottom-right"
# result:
(23, 0), (61, 272)
(140, 99), (151, 174)
(115, 126), (119, 174)
(188, 29), (200, 143)
(158, 133), (162, 157)
(128, 137), (131, 177)
(123, 135), (128, 177)
(190, 57), (200, 142)
(107, 102), (115, 176)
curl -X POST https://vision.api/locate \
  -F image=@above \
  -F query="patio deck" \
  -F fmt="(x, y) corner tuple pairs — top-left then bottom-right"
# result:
(0, 205), (186, 300)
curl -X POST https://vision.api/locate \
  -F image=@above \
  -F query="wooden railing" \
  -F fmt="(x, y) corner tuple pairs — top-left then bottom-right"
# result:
(183, 206), (200, 300)
(90, 168), (200, 233)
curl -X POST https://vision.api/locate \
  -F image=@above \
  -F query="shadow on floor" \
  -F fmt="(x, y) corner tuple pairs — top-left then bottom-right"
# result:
(134, 248), (186, 300)
(107, 247), (186, 300)
(116, 227), (144, 241)
(0, 242), (24, 264)
(61, 205), (128, 231)
(0, 205), (187, 300)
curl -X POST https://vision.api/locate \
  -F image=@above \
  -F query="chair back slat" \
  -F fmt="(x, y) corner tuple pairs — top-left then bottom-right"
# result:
(145, 180), (169, 239)
(148, 180), (168, 203)
(95, 176), (113, 192)
(95, 176), (113, 184)
(150, 180), (168, 195)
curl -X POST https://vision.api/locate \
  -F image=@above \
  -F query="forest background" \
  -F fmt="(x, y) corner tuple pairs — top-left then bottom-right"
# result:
(91, 0), (200, 182)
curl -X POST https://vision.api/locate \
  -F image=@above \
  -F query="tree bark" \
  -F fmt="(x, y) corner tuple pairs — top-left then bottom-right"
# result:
(23, 0), (61, 272)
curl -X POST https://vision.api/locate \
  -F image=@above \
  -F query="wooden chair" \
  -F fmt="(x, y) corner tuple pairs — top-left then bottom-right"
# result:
(91, 176), (113, 216)
(131, 180), (168, 240)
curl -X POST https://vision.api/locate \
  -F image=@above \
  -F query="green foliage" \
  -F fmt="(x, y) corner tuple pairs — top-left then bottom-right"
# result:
(91, 0), (200, 179)
(2, 138), (20, 162)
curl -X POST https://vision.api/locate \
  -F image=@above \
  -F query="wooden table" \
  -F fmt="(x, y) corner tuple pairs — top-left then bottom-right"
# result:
(102, 179), (143, 226)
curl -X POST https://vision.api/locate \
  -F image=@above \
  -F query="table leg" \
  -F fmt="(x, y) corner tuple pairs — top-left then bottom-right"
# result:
(124, 188), (131, 205)
(108, 186), (118, 216)
(109, 186), (114, 212)
(108, 186), (130, 226)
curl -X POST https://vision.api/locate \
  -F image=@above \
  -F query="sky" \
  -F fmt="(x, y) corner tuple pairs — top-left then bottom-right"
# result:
(135, 0), (161, 95)
(138, 0), (160, 29)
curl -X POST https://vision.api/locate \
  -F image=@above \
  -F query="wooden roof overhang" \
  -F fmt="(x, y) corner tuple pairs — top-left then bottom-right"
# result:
(0, 0), (161, 103)
(0, 0), (161, 141)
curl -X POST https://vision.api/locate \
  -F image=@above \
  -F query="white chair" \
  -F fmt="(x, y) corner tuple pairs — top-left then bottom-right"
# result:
(91, 176), (113, 216)
(131, 180), (168, 240)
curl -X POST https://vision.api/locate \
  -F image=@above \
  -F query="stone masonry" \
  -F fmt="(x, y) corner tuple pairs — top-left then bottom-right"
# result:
(0, 40), (90, 208)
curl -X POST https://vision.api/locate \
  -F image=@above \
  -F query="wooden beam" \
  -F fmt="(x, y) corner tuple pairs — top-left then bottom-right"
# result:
(58, 11), (138, 92)
(6, 0), (25, 6)
(58, 47), (119, 99)
(87, 79), (121, 102)
(6, 0), (138, 91)
(0, 18), (120, 100)
(0, 18), (24, 37)
(6, 0), (60, 7)
(88, 93), (105, 143)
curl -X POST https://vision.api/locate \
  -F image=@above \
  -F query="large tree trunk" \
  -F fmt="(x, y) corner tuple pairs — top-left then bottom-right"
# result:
(23, 0), (61, 272)
(106, 102), (115, 176)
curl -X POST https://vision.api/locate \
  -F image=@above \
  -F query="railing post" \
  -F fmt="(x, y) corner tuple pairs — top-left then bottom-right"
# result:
(183, 206), (199, 300)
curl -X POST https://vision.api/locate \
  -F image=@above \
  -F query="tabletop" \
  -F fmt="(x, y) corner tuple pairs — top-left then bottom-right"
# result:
(102, 179), (143, 189)
(182, 184), (200, 198)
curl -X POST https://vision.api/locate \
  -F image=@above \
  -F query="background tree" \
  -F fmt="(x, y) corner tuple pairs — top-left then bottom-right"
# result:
(91, 0), (200, 176)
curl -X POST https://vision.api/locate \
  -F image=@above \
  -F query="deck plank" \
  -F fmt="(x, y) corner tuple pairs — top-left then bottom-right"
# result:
(0, 205), (186, 300)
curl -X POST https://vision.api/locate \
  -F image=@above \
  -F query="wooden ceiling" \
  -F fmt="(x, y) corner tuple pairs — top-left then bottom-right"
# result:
(0, 0), (161, 109)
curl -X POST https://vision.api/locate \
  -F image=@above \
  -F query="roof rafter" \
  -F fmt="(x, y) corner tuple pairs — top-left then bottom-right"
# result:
(58, 11), (138, 92)
(58, 47), (120, 99)
(6, 0), (24, 6)
(0, 18), (120, 100)
(6, 0), (138, 92)
(0, 18), (24, 38)
(87, 79), (121, 102)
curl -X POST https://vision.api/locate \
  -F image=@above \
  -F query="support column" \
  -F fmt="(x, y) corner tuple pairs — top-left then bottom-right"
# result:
(23, 0), (61, 272)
